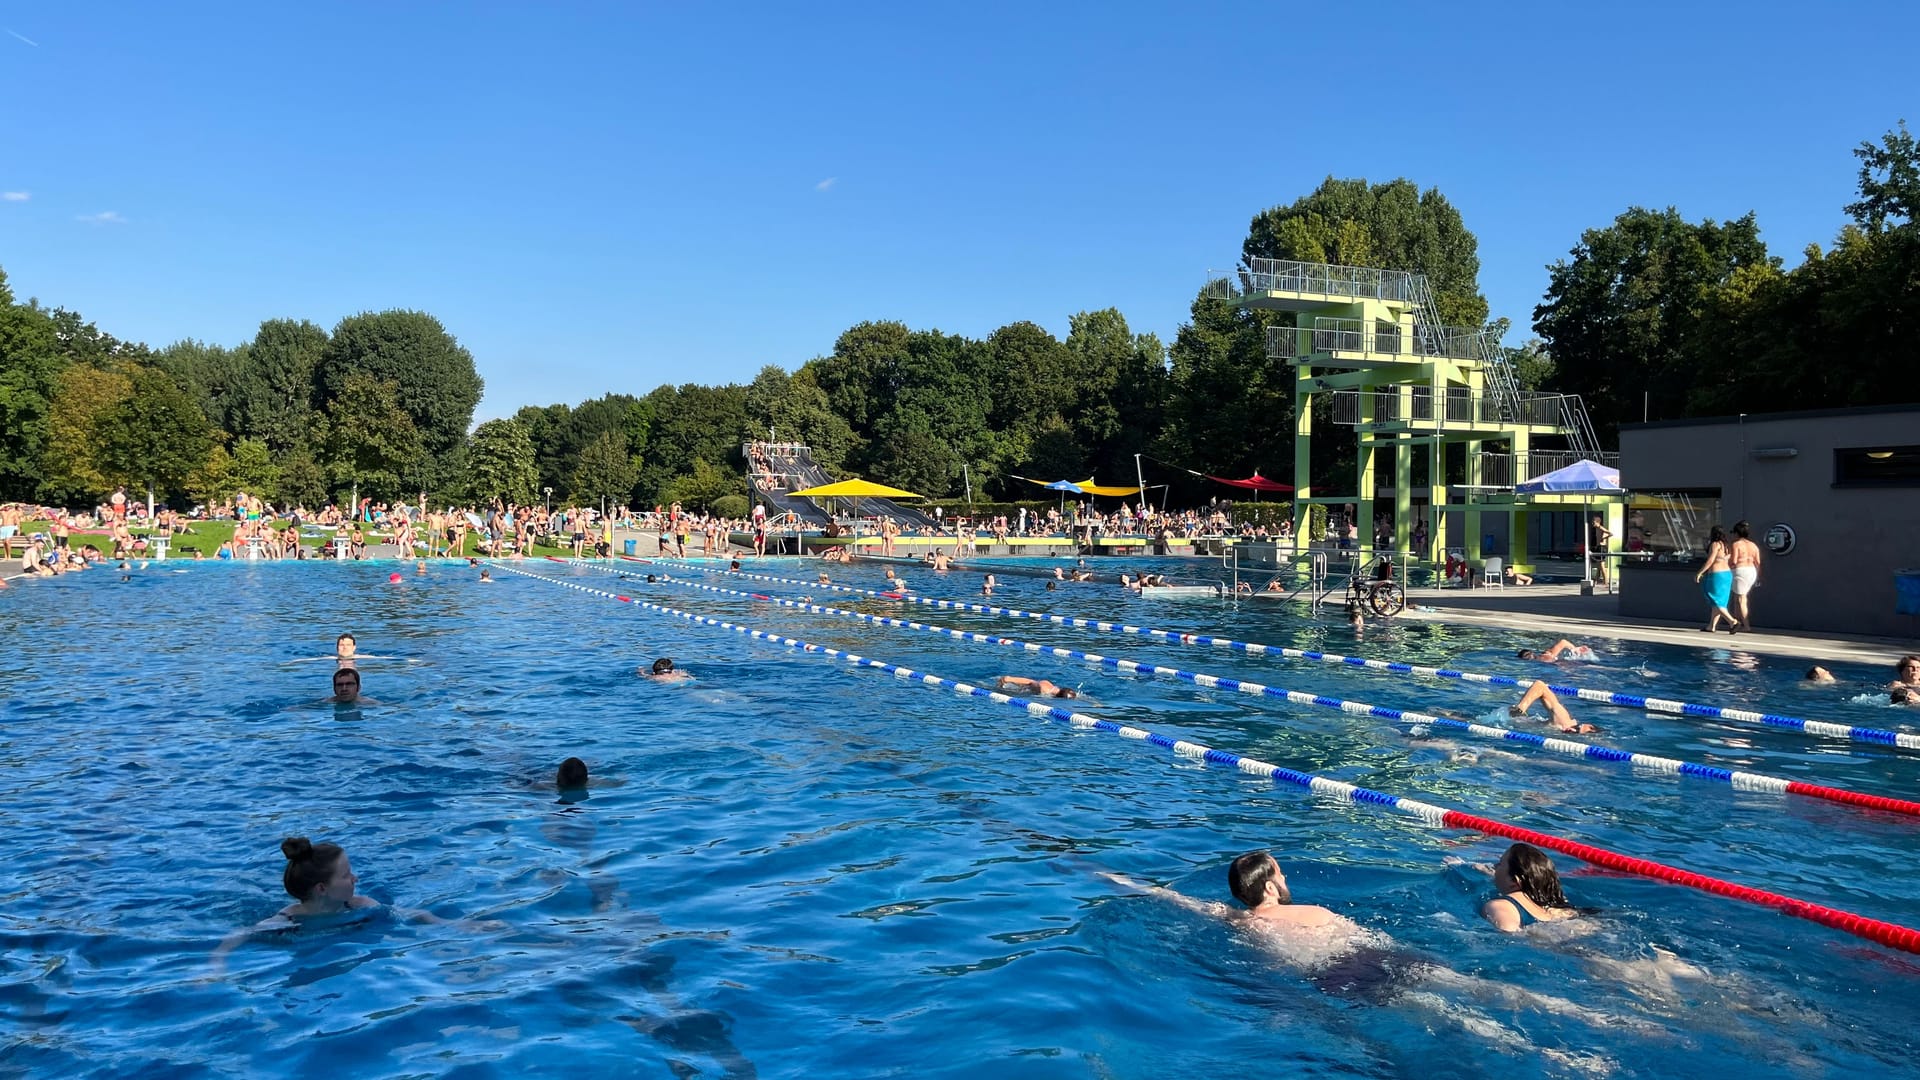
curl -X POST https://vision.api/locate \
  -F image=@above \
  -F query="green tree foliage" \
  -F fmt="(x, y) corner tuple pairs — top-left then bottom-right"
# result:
(1062, 308), (1168, 482)
(187, 444), (238, 511)
(0, 270), (62, 499)
(237, 319), (327, 453)
(317, 311), (482, 470)
(466, 418), (539, 506)
(571, 429), (638, 511)
(152, 340), (247, 434)
(745, 365), (856, 471)
(1160, 286), (1297, 493)
(660, 457), (740, 510)
(97, 366), (215, 500)
(1244, 177), (1489, 327)
(318, 372), (423, 501)
(231, 437), (281, 498)
(41, 364), (132, 505)
(279, 452), (329, 510)
(640, 383), (752, 501)
(1533, 207), (1775, 438)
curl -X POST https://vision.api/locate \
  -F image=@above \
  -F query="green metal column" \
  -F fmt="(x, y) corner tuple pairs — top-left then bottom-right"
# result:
(1393, 432), (1411, 558)
(1464, 438), (1483, 562)
(1293, 375), (1312, 544)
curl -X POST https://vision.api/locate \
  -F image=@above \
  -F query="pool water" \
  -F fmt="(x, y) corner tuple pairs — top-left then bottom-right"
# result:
(2, 557), (1917, 1079)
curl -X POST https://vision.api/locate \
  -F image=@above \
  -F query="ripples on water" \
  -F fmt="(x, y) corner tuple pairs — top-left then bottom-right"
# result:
(1, 558), (1916, 1078)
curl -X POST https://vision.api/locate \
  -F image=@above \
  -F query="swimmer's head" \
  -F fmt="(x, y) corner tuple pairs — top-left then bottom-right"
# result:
(1495, 843), (1572, 909)
(557, 757), (589, 790)
(1898, 655), (1920, 680)
(1045, 581), (1057, 591)
(331, 667), (361, 701)
(1516, 649), (1537, 661)
(1228, 850), (1288, 908)
(1805, 665), (1836, 684)
(647, 574), (657, 583)
(730, 560), (741, 570)
(336, 633), (357, 658)
(281, 836), (351, 902)
(479, 569), (491, 580)
(651, 658), (675, 676)
(1054, 687), (1078, 700)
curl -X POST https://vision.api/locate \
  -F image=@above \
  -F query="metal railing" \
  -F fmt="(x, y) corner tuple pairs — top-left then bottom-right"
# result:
(1330, 389), (1581, 429)
(1473, 450), (1623, 488)
(1204, 259), (1418, 304)
(1267, 319), (1488, 361)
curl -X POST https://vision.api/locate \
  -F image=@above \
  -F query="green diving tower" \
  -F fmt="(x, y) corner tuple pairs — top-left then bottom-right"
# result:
(1206, 258), (1618, 573)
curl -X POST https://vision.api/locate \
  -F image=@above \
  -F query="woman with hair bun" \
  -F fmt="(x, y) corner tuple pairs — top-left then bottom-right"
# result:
(277, 837), (379, 918)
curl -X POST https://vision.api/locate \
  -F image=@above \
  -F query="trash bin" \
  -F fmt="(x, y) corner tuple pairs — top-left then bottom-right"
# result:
(623, 539), (637, 556)
(1896, 569), (1920, 616)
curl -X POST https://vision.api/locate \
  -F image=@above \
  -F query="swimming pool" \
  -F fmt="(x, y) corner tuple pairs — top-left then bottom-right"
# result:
(2, 557), (1916, 1078)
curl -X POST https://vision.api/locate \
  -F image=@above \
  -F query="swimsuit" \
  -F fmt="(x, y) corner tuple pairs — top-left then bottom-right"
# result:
(1491, 894), (1541, 927)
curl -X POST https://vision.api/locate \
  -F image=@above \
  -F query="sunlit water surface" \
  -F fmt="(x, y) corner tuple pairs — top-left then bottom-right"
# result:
(2, 556), (1916, 1079)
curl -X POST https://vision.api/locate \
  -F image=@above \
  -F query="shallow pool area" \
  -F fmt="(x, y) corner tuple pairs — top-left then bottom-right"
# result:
(3, 556), (1918, 1079)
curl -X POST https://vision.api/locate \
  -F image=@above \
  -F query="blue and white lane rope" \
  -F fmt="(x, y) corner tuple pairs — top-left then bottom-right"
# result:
(567, 559), (1920, 821)
(500, 560), (1920, 955)
(635, 556), (1920, 754)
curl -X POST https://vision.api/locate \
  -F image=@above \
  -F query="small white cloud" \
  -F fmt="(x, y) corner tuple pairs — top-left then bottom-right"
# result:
(1, 191), (27, 202)
(5, 28), (38, 47)
(77, 210), (125, 225)
(814, 177), (837, 192)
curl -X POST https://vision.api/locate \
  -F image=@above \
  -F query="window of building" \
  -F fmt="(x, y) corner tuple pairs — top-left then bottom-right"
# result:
(1622, 490), (1722, 565)
(1834, 445), (1920, 487)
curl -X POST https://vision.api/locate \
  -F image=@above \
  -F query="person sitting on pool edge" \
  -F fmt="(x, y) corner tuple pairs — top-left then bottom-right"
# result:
(996, 675), (1078, 699)
(1510, 682), (1598, 734)
(645, 657), (693, 682)
(1517, 638), (1597, 663)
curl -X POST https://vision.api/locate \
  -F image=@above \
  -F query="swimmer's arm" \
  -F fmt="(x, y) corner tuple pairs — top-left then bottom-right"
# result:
(1100, 872), (1227, 918)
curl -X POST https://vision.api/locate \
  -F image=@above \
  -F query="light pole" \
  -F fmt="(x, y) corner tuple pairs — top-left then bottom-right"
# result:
(961, 463), (972, 508)
(543, 487), (552, 514)
(1134, 453), (1147, 531)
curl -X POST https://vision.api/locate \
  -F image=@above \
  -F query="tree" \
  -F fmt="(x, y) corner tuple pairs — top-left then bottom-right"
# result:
(745, 365), (857, 471)
(1533, 207), (1776, 438)
(571, 429), (636, 511)
(0, 269), (63, 500)
(231, 437), (281, 499)
(1062, 308), (1168, 483)
(40, 364), (132, 505)
(187, 444), (238, 511)
(236, 319), (327, 453)
(278, 451), (329, 510)
(318, 372), (423, 501)
(316, 311), (482, 477)
(1158, 285), (1295, 491)
(467, 418), (538, 506)
(96, 366), (215, 500)
(152, 339), (247, 435)
(1846, 119), (1918, 232)
(1244, 177), (1489, 327)
(659, 457), (741, 510)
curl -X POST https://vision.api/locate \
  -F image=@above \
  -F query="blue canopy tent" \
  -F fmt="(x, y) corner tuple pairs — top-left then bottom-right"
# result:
(1516, 459), (1622, 587)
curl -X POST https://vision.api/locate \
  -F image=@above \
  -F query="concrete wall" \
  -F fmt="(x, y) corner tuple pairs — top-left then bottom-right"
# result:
(1620, 408), (1920, 639)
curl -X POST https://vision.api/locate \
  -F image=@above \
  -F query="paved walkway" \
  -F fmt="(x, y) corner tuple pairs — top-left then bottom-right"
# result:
(1399, 583), (1914, 666)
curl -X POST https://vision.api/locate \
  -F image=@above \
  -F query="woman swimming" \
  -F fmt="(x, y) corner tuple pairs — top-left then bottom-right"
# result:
(277, 836), (380, 918)
(1480, 843), (1583, 932)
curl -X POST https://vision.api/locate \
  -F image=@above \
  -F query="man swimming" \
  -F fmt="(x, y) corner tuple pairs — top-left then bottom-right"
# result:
(645, 658), (693, 682)
(1511, 682), (1598, 734)
(327, 667), (378, 705)
(1517, 639), (1597, 662)
(996, 676), (1078, 700)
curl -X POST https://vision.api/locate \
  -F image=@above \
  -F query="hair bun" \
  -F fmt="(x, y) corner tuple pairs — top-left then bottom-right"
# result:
(281, 836), (312, 860)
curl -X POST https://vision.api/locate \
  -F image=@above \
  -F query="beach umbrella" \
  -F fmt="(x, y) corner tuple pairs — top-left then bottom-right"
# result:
(792, 478), (923, 532)
(1516, 459), (1623, 586)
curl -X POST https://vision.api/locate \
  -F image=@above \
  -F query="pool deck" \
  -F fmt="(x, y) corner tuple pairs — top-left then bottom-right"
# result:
(1397, 583), (1914, 667)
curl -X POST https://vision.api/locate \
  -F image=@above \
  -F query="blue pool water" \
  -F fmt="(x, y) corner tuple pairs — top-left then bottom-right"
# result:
(2, 557), (1917, 1078)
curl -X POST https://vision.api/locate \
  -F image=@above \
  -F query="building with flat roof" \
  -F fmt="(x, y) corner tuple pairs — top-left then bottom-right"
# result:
(1618, 404), (1920, 639)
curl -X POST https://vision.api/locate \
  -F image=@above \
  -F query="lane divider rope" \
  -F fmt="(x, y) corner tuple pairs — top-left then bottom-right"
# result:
(636, 556), (1920, 754)
(568, 559), (1920, 821)
(500, 560), (1920, 956)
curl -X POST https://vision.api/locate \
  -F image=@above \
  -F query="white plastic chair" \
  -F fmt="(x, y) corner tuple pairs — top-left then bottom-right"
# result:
(1481, 557), (1504, 588)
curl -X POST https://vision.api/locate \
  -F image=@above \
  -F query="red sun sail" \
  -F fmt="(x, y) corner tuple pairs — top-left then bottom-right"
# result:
(1204, 471), (1295, 492)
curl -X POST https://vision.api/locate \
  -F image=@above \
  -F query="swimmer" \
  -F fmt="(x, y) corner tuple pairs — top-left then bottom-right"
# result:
(818, 572), (831, 585)
(274, 836), (379, 918)
(1804, 665), (1838, 685)
(645, 657), (693, 682)
(995, 675), (1078, 699)
(479, 568), (492, 582)
(1478, 843), (1586, 932)
(1516, 638), (1597, 662)
(557, 756), (589, 791)
(1045, 580), (1057, 591)
(327, 667), (379, 705)
(730, 559), (741, 570)
(1510, 682), (1598, 734)
(1052, 566), (1067, 580)
(981, 573), (997, 596)
(1891, 654), (1920, 690)
(336, 633), (357, 660)
(415, 561), (427, 574)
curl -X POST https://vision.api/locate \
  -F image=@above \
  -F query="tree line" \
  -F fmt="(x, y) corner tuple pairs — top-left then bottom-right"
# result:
(1, 122), (1910, 512)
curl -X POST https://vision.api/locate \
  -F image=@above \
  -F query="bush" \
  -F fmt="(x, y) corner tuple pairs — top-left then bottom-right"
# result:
(710, 494), (749, 519)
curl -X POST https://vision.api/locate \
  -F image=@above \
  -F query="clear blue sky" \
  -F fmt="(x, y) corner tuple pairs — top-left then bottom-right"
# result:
(1, 2), (1911, 421)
